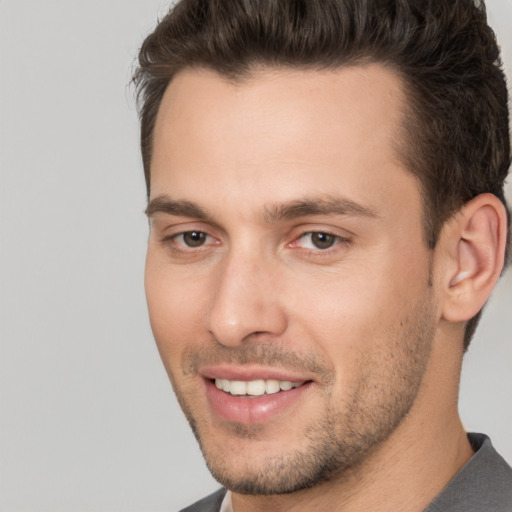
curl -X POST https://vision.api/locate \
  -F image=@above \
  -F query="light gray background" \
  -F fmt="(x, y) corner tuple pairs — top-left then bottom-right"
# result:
(0, 1), (511, 510)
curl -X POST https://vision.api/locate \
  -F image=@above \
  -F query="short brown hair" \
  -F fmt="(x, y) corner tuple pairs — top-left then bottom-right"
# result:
(133, 0), (510, 349)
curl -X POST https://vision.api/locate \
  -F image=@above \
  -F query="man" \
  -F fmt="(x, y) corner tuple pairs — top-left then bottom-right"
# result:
(134, 0), (512, 510)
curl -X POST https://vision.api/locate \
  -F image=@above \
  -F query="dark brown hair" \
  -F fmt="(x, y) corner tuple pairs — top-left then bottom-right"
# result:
(134, 0), (510, 349)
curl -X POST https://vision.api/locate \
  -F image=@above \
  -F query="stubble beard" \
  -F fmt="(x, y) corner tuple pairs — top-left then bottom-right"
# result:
(169, 293), (436, 496)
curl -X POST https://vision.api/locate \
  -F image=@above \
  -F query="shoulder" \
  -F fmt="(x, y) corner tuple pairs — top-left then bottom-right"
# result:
(425, 433), (512, 512)
(179, 488), (227, 512)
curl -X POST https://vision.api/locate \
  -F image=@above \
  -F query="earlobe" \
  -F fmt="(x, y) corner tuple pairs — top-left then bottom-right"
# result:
(442, 194), (507, 323)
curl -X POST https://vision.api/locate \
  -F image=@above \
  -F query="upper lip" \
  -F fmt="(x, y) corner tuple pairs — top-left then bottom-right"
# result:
(200, 364), (314, 383)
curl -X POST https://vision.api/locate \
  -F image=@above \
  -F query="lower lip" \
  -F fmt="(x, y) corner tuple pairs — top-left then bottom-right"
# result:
(204, 379), (312, 424)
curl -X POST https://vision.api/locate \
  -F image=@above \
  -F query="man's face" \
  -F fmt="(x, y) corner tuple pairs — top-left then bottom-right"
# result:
(145, 65), (438, 493)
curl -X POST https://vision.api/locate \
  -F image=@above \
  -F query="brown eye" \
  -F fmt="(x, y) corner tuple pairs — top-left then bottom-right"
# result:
(310, 232), (337, 249)
(182, 231), (207, 247)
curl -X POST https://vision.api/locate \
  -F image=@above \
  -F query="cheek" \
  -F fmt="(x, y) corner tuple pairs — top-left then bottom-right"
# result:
(286, 249), (429, 371)
(144, 255), (210, 365)
(289, 263), (413, 334)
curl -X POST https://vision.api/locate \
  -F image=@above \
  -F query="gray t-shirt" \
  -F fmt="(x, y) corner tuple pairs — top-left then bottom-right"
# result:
(181, 433), (512, 512)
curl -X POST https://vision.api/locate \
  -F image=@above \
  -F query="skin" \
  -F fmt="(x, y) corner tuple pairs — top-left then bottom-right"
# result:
(145, 65), (505, 511)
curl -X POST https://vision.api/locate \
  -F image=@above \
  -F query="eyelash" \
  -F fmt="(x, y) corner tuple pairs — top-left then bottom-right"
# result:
(161, 229), (351, 255)
(162, 230), (216, 251)
(291, 231), (350, 253)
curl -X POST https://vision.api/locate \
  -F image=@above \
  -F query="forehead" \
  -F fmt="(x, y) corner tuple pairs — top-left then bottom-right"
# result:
(150, 64), (420, 223)
(153, 64), (406, 161)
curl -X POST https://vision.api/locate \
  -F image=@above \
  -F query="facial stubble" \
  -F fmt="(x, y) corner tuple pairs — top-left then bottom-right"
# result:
(168, 292), (436, 495)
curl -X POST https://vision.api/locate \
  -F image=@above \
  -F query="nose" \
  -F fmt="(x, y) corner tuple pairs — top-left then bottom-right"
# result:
(207, 251), (288, 347)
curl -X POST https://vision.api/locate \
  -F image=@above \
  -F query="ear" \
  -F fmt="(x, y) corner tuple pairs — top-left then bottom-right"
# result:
(440, 193), (508, 323)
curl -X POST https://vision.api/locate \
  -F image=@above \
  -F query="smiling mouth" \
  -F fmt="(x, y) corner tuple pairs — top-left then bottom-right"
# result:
(213, 378), (307, 397)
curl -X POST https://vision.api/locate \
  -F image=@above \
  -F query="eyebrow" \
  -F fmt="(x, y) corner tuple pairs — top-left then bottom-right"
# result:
(263, 196), (379, 223)
(145, 194), (379, 222)
(145, 196), (209, 219)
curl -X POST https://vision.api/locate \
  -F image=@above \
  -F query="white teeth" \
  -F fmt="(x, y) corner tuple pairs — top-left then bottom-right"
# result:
(229, 381), (247, 395)
(246, 380), (266, 396)
(265, 379), (280, 395)
(218, 379), (230, 392)
(214, 378), (305, 396)
(279, 381), (293, 391)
